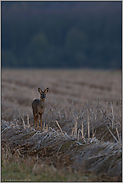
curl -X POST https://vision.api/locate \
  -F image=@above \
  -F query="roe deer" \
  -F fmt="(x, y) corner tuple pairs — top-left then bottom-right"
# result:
(32, 87), (49, 130)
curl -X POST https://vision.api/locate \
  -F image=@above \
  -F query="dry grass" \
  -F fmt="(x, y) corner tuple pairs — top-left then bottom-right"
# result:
(1, 69), (122, 181)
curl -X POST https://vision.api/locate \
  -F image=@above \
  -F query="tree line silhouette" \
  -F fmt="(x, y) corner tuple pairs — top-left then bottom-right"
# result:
(1, 2), (121, 69)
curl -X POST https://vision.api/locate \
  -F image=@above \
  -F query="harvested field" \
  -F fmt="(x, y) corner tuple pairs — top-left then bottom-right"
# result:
(1, 69), (122, 181)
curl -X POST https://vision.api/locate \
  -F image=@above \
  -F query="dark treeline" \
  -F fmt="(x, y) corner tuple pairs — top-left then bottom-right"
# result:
(1, 2), (122, 69)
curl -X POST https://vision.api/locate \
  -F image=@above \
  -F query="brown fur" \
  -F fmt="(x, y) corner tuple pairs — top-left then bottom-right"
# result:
(32, 88), (49, 130)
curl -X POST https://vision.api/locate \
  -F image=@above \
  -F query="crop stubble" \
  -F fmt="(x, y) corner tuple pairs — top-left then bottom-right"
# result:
(1, 69), (122, 181)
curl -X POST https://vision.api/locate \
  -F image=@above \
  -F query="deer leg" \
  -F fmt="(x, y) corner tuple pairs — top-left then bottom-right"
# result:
(40, 114), (42, 130)
(34, 114), (38, 130)
(36, 114), (40, 130)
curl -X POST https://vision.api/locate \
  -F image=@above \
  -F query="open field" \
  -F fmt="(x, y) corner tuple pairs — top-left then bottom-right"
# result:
(1, 69), (122, 181)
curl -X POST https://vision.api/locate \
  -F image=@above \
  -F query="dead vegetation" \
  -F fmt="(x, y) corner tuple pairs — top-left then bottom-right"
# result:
(1, 69), (122, 181)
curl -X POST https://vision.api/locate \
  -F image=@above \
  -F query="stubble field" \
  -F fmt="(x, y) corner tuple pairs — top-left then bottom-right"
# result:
(1, 69), (122, 181)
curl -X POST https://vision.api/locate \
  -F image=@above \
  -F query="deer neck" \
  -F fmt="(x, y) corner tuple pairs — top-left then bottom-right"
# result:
(40, 99), (44, 107)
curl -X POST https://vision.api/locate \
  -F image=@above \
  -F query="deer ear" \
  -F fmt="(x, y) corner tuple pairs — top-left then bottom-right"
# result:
(44, 87), (49, 94)
(38, 88), (42, 94)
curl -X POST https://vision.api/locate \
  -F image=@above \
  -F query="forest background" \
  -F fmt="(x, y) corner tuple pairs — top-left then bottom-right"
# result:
(1, 1), (122, 69)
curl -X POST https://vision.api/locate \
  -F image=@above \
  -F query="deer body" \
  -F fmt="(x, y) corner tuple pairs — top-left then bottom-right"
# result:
(32, 88), (49, 130)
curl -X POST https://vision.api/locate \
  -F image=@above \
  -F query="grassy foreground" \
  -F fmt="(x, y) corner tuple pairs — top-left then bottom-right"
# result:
(2, 148), (120, 182)
(1, 149), (94, 182)
(1, 69), (122, 182)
